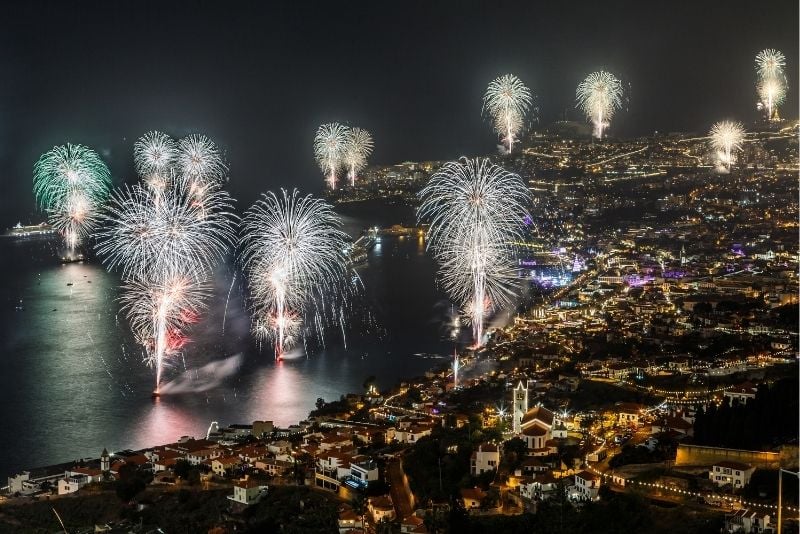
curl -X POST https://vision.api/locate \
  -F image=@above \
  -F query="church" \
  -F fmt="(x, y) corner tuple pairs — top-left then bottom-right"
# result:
(512, 381), (563, 456)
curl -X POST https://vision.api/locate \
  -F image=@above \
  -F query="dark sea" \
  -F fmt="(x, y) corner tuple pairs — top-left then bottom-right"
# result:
(0, 201), (460, 480)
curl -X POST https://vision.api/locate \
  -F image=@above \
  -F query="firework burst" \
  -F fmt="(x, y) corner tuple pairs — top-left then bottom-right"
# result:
(576, 71), (623, 139)
(314, 123), (350, 190)
(240, 189), (351, 358)
(33, 143), (112, 255)
(344, 128), (374, 187)
(483, 74), (533, 153)
(755, 49), (787, 121)
(709, 120), (745, 172)
(418, 158), (530, 345)
(134, 131), (177, 186)
(97, 152), (236, 392)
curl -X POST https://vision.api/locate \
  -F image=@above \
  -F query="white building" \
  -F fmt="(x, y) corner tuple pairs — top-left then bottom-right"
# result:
(571, 470), (601, 501)
(710, 461), (756, 489)
(723, 509), (772, 533)
(470, 443), (500, 476)
(723, 382), (758, 405)
(228, 478), (265, 506)
(57, 473), (90, 495)
(368, 495), (396, 523)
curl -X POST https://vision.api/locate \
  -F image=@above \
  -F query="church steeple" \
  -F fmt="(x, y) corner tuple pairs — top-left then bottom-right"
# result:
(513, 381), (528, 434)
(101, 448), (110, 472)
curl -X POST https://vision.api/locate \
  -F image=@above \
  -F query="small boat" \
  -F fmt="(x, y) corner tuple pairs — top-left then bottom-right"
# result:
(66, 282), (73, 286)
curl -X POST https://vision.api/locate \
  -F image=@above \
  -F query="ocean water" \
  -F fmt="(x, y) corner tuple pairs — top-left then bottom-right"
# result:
(0, 202), (456, 479)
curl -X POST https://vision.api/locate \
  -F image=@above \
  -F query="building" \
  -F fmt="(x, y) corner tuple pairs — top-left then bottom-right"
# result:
(723, 509), (772, 533)
(460, 487), (486, 510)
(519, 406), (556, 454)
(709, 461), (756, 489)
(57, 473), (90, 495)
(572, 470), (601, 501)
(470, 443), (500, 476)
(512, 381), (529, 434)
(228, 478), (265, 506)
(212, 456), (241, 477)
(723, 382), (758, 405)
(616, 402), (646, 427)
(368, 495), (396, 523)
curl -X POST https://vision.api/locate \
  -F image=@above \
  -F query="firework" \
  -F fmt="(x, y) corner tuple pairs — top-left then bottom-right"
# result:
(97, 178), (236, 284)
(709, 120), (745, 172)
(483, 74), (533, 153)
(120, 275), (210, 388)
(418, 158), (530, 345)
(97, 174), (236, 392)
(344, 128), (374, 187)
(314, 123), (350, 190)
(240, 189), (350, 358)
(755, 49), (787, 121)
(134, 131), (177, 189)
(33, 143), (112, 254)
(177, 134), (228, 186)
(576, 71), (623, 139)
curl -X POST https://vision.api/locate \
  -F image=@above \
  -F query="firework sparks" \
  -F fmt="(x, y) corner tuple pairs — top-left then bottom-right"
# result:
(33, 143), (112, 255)
(240, 189), (351, 359)
(314, 123), (350, 190)
(483, 74), (533, 153)
(344, 128), (374, 187)
(418, 158), (530, 345)
(709, 120), (745, 172)
(97, 136), (236, 393)
(134, 131), (177, 188)
(576, 71), (623, 139)
(755, 49), (787, 121)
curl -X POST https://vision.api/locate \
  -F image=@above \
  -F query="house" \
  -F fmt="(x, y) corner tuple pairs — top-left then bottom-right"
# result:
(460, 487), (486, 509)
(345, 458), (380, 489)
(572, 470), (601, 501)
(400, 514), (428, 533)
(255, 458), (293, 477)
(185, 447), (222, 466)
(212, 456), (241, 477)
(57, 473), (90, 495)
(338, 506), (362, 533)
(723, 382), (758, 405)
(723, 509), (772, 533)
(368, 495), (396, 523)
(470, 443), (500, 476)
(650, 415), (694, 437)
(228, 478), (265, 506)
(615, 402), (646, 427)
(518, 472), (558, 501)
(709, 461), (756, 489)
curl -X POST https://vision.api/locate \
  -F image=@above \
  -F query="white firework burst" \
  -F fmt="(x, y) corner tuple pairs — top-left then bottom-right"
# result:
(134, 131), (177, 180)
(483, 74), (533, 153)
(177, 134), (228, 185)
(314, 123), (350, 190)
(240, 189), (351, 358)
(344, 128), (374, 187)
(576, 71), (623, 139)
(709, 120), (745, 172)
(418, 157), (530, 345)
(755, 49), (787, 121)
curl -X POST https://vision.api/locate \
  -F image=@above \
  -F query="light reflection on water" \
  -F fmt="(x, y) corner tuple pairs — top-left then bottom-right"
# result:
(0, 221), (452, 478)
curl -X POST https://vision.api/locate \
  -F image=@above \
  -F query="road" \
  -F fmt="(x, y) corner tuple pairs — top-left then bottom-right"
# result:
(387, 458), (415, 520)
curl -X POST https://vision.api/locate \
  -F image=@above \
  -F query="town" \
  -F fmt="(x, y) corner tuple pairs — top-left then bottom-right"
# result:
(2, 123), (798, 534)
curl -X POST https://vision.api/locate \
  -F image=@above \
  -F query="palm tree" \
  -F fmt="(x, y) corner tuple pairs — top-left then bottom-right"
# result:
(351, 494), (366, 531)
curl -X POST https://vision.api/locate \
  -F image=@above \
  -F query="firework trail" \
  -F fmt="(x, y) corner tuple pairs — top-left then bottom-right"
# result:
(239, 189), (351, 359)
(483, 74), (533, 153)
(576, 71), (623, 139)
(709, 120), (745, 172)
(33, 144), (112, 256)
(97, 140), (235, 393)
(418, 158), (530, 345)
(755, 49), (787, 121)
(314, 123), (350, 190)
(344, 128), (374, 187)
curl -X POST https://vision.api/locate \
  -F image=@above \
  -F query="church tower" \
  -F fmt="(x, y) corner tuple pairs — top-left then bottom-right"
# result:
(513, 381), (528, 434)
(100, 448), (110, 472)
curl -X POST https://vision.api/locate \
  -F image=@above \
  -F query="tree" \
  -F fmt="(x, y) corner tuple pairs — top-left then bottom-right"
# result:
(115, 463), (147, 502)
(351, 494), (366, 531)
(315, 397), (325, 411)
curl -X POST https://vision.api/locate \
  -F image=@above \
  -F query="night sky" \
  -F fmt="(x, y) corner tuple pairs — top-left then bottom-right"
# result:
(0, 1), (797, 222)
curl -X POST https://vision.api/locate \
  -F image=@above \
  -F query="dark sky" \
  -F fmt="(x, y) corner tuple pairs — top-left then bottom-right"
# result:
(0, 0), (797, 222)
